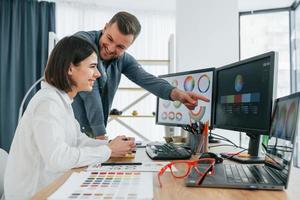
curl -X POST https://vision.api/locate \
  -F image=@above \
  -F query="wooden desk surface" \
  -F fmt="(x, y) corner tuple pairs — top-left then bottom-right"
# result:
(31, 147), (300, 200)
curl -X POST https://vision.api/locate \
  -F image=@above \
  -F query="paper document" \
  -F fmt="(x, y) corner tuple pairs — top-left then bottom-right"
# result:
(48, 171), (153, 200)
(86, 161), (175, 172)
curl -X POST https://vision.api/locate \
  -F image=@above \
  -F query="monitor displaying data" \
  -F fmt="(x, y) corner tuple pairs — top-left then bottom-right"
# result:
(214, 52), (277, 135)
(156, 68), (215, 127)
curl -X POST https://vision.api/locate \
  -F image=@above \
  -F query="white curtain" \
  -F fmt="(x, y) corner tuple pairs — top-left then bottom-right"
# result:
(55, 1), (175, 141)
(55, 1), (175, 59)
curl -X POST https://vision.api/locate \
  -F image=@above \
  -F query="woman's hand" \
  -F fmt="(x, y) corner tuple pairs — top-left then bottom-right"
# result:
(108, 135), (136, 157)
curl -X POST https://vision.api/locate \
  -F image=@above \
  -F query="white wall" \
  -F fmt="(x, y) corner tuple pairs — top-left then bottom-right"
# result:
(176, 0), (239, 71)
(176, 0), (242, 145)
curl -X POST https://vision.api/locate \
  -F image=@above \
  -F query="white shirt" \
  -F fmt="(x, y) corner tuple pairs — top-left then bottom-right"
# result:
(4, 82), (111, 200)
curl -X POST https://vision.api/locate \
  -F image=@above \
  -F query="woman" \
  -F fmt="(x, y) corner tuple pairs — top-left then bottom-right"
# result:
(4, 36), (135, 199)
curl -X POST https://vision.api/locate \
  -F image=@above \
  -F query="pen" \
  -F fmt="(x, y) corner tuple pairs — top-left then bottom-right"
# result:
(223, 153), (250, 158)
(202, 121), (209, 153)
(101, 162), (142, 166)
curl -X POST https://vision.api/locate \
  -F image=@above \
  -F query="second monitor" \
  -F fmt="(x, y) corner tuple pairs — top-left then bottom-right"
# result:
(214, 51), (278, 163)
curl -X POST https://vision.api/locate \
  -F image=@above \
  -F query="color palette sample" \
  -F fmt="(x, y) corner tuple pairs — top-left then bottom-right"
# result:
(48, 171), (153, 200)
(87, 161), (172, 172)
(220, 92), (260, 104)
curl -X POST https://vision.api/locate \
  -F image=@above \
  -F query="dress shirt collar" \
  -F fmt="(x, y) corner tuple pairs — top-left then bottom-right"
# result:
(41, 81), (73, 105)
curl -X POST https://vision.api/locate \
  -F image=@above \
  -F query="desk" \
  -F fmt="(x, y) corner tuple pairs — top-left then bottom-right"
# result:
(31, 147), (300, 200)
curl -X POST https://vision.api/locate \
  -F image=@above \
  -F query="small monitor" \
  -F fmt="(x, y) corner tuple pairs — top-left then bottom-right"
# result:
(214, 51), (278, 163)
(156, 68), (215, 128)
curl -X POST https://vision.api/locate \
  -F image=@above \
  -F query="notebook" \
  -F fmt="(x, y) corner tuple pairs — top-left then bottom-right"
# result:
(186, 92), (300, 190)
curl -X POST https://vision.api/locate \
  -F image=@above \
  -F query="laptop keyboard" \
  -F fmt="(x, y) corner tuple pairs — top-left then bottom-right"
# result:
(145, 142), (192, 160)
(225, 164), (270, 184)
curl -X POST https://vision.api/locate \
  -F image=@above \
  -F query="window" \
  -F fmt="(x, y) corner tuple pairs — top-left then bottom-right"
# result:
(294, 5), (300, 92)
(240, 11), (290, 98)
(292, 1), (300, 168)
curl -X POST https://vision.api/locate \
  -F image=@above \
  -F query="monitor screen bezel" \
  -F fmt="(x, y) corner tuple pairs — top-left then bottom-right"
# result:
(213, 51), (277, 135)
(156, 67), (216, 128)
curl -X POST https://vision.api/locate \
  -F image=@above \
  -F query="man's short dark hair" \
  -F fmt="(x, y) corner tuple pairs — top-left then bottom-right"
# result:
(45, 36), (98, 92)
(108, 11), (141, 41)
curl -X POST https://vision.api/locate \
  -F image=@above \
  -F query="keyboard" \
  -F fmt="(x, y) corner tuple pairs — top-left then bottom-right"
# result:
(224, 164), (274, 184)
(145, 142), (192, 160)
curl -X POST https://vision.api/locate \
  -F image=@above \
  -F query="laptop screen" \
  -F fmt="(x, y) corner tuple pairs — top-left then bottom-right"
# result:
(265, 92), (300, 188)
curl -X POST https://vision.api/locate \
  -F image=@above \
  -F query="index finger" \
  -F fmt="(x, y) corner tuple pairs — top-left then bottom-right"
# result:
(190, 92), (210, 103)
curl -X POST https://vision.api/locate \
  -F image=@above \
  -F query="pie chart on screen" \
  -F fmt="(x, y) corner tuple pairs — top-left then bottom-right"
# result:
(198, 74), (210, 93)
(184, 76), (195, 91)
(235, 74), (243, 92)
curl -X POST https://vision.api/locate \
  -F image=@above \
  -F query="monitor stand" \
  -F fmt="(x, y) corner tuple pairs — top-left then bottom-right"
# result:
(221, 133), (265, 164)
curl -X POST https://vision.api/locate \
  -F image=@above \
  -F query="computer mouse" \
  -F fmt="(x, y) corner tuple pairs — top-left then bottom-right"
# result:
(199, 152), (223, 164)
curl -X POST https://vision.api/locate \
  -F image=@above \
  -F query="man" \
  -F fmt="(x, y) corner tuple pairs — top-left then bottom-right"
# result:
(72, 11), (205, 139)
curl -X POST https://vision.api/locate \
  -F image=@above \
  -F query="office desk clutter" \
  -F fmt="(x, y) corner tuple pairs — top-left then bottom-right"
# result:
(145, 122), (209, 160)
(184, 121), (209, 154)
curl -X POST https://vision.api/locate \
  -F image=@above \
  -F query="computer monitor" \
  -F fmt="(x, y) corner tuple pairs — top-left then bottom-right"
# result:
(214, 51), (278, 163)
(156, 68), (215, 128)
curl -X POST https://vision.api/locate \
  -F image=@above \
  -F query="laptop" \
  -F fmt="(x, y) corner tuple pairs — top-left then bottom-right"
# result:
(186, 92), (300, 190)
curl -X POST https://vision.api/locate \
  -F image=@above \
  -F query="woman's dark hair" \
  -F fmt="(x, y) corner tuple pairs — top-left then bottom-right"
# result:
(45, 36), (98, 92)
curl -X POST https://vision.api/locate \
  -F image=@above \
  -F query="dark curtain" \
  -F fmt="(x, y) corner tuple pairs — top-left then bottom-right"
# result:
(0, 0), (56, 152)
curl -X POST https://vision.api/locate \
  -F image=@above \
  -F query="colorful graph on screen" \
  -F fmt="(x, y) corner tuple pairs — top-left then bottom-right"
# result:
(157, 69), (214, 126)
(189, 106), (206, 123)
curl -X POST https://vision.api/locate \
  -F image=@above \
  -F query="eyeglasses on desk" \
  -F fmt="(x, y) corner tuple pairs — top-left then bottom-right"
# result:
(157, 158), (216, 187)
